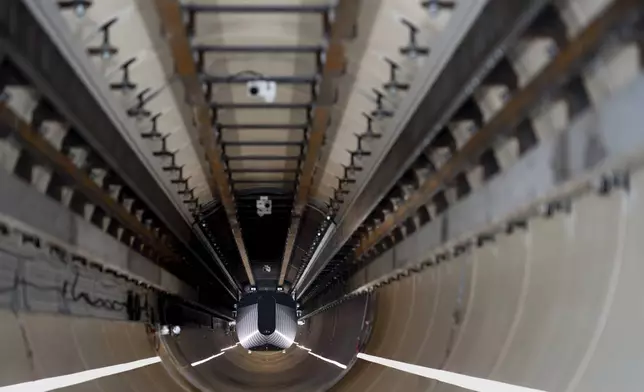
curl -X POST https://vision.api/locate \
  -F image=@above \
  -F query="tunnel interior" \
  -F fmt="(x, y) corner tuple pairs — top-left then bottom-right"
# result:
(1, 0), (644, 391)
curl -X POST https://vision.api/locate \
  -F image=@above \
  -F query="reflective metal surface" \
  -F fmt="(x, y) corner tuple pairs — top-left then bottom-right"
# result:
(161, 295), (371, 392)
(236, 293), (297, 350)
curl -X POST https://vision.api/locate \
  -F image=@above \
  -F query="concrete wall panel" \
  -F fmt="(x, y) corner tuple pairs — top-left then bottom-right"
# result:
(333, 180), (641, 392)
(0, 311), (184, 391)
(569, 171), (644, 392)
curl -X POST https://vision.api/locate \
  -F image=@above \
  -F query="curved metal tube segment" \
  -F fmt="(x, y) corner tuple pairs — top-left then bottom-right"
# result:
(332, 175), (644, 391)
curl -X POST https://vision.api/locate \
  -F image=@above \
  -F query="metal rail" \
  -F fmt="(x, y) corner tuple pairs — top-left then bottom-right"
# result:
(0, 212), (233, 322)
(154, 0), (256, 285)
(0, 0), (242, 300)
(305, 74), (644, 315)
(294, 0), (550, 298)
(1, 0), (193, 246)
(0, 101), (238, 301)
(277, 0), (359, 286)
(353, 0), (641, 260)
(193, 44), (323, 53)
(303, 0), (644, 305)
(0, 104), (176, 261)
(337, 75), (644, 304)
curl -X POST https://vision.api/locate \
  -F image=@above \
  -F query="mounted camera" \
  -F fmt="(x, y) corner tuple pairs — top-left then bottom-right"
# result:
(247, 80), (277, 102)
(256, 196), (272, 217)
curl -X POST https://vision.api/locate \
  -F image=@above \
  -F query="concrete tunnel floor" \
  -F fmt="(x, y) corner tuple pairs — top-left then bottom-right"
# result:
(2, 170), (644, 391)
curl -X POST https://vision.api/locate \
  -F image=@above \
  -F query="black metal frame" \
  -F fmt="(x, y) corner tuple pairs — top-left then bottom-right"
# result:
(229, 168), (300, 174)
(222, 140), (304, 147)
(201, 74), (317, 84)
(217, 123), (309, 130)
(211, 102), (312, 110)
(180, 0), (343, 287)
(232, 179), (296, 184)
(183, 4), (331, 13)
(226, 155), (302, 161)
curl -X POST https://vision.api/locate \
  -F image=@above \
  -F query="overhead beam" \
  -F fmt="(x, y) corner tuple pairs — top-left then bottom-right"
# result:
(217, 123), (308, 130)
(154, 0), (256, 285)
(202, 74), (317, 84)
(183, 4), (331, 13)
(229, 168), (299, 174)
(222, 140), (304, 146)
(212, 102), (312, 110)
(193, 44), (323, 53)
(226, 155), (301, 161)
(278, 0), (360, 286)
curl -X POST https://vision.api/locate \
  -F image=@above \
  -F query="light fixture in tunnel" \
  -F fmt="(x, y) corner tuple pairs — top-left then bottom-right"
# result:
(356, 353), (548, 392)
(190, 343), (239, 367)
(257, 196), (272, 216)
(294, 222), (337, 295)
(296, 344), (347, 370)
(191, 352), (225, 367)
(0, 356), (161, 391)
(74, 3), (88, 17)
(160, 325), (181, 336)
(220, 343), (239, 352)
(58, 0), (92, 18)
